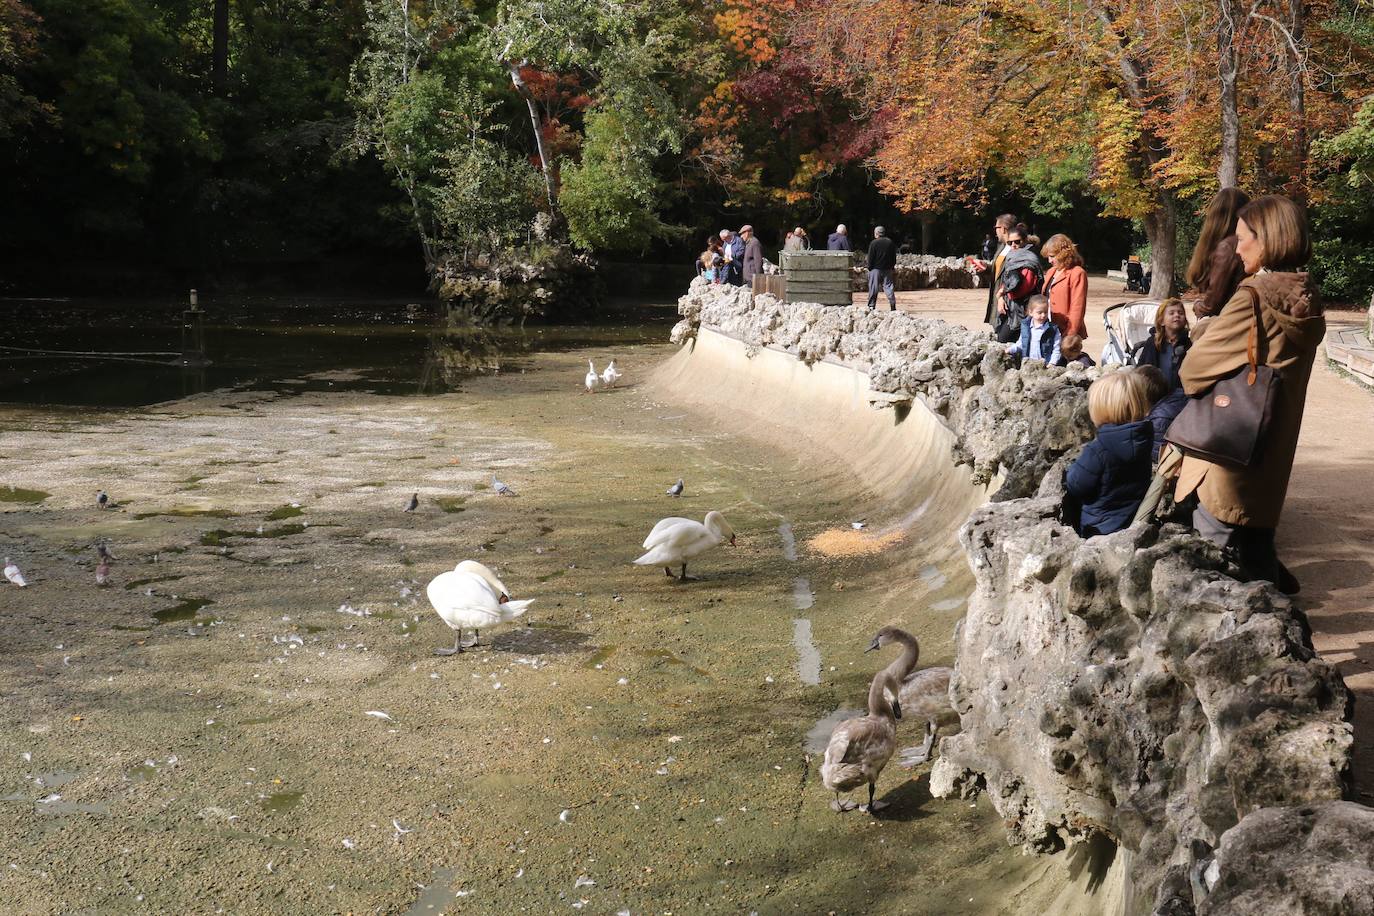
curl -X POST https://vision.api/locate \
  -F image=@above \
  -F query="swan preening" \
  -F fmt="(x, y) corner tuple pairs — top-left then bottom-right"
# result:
(601, 360), (622, 387)
(425, 560), (534, 655)
(634, 511), (735, 580)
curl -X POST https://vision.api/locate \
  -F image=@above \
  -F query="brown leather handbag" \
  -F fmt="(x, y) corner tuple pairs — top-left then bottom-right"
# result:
(1165, 287), (1280, 467)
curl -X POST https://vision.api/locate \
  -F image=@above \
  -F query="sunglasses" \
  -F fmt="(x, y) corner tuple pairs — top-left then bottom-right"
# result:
(1007, 239), (1025, 246)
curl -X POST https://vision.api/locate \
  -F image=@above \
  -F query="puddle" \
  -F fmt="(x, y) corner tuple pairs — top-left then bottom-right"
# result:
(201, 523), (307, 546)
(265, 504), (304, 520)
(805, 707), (864, 754)
(931, 596), (967, 612)
(0, 485), (50, 503)
(32, 770), (81, 790)
(583, 644), (710, 676)
(534, 569), (565, 582)
(919, 565), (948, 590)
(154, 597), (214, 623)
(133, 507), (238, 520)
(260, 791), (303, 814)
(405, 867), (464, 914)
(125, 575), (185, 591)
(127, 764), (159, 782)
(778, 522), (797, 562)
(436, 496), (466, 514)
(792, 618), (821, 686)
(791, 577), (814, 611)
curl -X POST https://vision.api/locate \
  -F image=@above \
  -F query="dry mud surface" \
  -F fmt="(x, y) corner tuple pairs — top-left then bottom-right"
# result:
(0, 344), (1055, 914)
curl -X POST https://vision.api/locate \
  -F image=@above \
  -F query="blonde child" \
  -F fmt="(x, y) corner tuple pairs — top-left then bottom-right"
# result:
(1064, 371), (1154, 537)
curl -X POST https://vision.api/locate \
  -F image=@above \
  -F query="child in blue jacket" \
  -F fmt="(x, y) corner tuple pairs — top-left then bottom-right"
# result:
(1005, 295), (1062, 366)
(1064, 371), (1154, 537)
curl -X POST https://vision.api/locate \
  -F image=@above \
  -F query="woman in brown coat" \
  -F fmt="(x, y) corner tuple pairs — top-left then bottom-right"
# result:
(1174, 195), (1325, 592)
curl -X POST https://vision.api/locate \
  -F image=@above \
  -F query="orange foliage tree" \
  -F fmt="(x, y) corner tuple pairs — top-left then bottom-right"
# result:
(787, 0), (1374, 296)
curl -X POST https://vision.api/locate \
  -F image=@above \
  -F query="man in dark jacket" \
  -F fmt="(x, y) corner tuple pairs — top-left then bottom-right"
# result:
(826, 224), (852, 251)
(981, 213), (1017, 328)
(740, 225), (765, 286)
(721, 229), (746, 286)
(866, 226), (897, 310)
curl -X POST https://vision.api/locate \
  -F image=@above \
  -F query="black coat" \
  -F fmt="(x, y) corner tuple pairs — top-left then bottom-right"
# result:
(867, 237), (897, 271)
(1133, 330), (1191, 391)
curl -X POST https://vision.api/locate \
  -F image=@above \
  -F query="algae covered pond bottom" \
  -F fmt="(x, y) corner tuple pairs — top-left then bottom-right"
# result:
(0, 312), (1053, 914)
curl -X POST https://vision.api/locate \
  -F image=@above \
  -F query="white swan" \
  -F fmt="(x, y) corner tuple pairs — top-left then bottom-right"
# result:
(584, 360), (599, 393)
(821, 668), (902, 814)
(634, 511), (735, 580)
(601, 360), (622, 387)
(425, 560), (533, 655)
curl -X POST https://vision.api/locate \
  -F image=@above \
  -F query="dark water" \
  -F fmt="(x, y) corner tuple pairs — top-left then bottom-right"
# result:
(0, 296), (677, 407)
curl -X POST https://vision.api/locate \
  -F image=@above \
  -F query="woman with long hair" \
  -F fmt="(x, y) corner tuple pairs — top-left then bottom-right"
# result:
(1042, 233), (1088, 339)
(1185, 187), (1250, 319)
(1132, 298), (1190, 390)
(1174, 195), (1325, 594)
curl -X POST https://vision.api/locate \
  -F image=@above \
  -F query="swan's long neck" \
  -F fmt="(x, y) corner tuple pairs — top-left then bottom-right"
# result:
(883, 631), (920, 684)
(866, 672), (896, 720)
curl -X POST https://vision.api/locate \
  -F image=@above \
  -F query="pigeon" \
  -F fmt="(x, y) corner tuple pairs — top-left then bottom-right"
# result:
(96, 490), (108, 510)
(601, 360), (622, 388)
(584, 360), (599, 393)
(666, 478), (684, 498)
(492, 475), (517, 497)
(96, 542), (114, 562)
(96, 559), (111, 586)
(4, 558), (27, 587)
(404, 492), (419, 513)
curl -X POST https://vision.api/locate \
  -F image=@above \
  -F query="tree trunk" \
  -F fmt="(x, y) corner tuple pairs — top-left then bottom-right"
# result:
(1217, 0), (1240, 188)
(506, 61), (556, 211)
(212, 0), (229, 93)
(1144, 192), (1178, 299)
(918, 212), (934, 254)
(1286, 0), (1307, 199)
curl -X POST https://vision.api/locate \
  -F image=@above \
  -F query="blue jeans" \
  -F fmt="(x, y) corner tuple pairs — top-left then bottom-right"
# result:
(867, 268), (895, 309)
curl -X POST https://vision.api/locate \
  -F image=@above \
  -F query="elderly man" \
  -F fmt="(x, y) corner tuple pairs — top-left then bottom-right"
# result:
(866, 226), (897, 310)
(783, 227), (809, 251)
(720, 228), (746, 286)
(740, 225), (765, 286)
(826, 224), (852, 251)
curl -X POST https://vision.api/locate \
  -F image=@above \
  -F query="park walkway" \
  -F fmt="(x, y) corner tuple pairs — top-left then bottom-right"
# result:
(865, 276), (1374, 796)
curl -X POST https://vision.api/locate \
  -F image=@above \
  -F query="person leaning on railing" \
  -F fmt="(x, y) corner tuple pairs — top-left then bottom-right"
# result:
(1173, 194), (1325, 594)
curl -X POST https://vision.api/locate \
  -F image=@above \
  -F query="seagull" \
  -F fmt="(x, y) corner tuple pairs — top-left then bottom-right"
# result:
(96, 490), (108, 510)
(492, 475), (517, 497)
(404, 492), (419, 513)
(4, 558), (27, 587)
(601, 360), (622, 388)
(584, 360), (599, 393)
(96, 559), (111, 586)
(666, 478), (684, 498)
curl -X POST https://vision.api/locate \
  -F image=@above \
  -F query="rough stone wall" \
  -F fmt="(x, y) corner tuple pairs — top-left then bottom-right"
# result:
(850, 254), (987, 290)
(675, 280), (1368, 916)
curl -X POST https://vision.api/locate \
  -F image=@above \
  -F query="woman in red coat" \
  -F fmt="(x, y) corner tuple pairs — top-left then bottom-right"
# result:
(1042, 233), (1088, 339)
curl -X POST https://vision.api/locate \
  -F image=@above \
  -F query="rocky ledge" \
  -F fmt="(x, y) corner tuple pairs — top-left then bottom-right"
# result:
(675, 280), (1369, 916)
(850, 253), (987, 291)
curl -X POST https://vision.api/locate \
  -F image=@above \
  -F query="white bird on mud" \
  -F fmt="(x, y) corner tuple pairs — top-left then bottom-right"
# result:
(601, 360), (622, 388)
(425, 560), (534, 655)
(634, 511), (735, 581)
(821, 668), (902, 815)
(584, 360), (600, 393)
(4, 557), (28, 587)
(492, 475), (517, 497)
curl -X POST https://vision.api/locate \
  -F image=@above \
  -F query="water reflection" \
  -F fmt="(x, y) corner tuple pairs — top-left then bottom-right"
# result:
(0, 296), (675, 407)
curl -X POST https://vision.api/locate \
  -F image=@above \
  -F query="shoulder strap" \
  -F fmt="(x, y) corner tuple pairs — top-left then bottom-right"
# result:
(1244, 285), (1262, 385)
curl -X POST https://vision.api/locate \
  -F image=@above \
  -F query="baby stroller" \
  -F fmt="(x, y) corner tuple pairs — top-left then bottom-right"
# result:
(1123, 256), (1148, 293)
(1101, 299), (1161, 365)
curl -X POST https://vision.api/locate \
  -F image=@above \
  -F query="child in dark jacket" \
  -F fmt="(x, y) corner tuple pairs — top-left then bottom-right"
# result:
(1064, 371), (1154, 537)
(1133, 364), (1189, 462)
